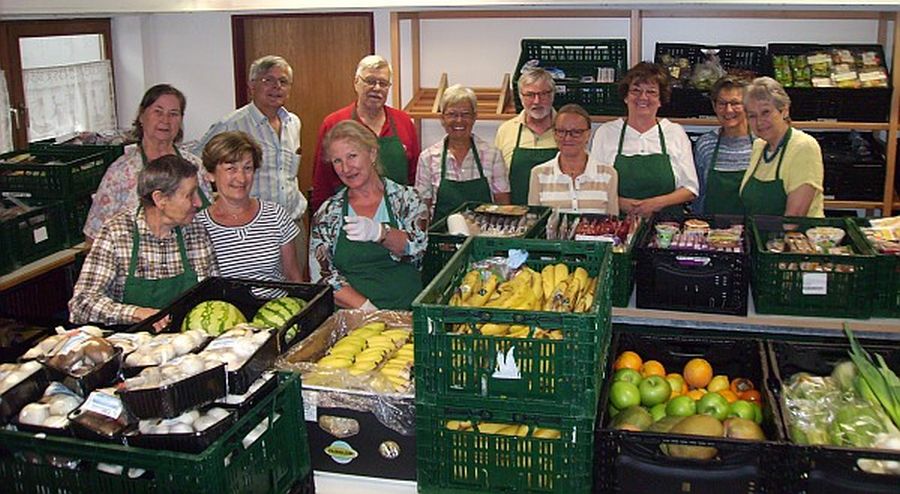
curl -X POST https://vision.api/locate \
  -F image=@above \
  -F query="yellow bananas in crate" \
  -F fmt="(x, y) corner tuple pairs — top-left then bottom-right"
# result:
(312, 322), (414, 389)
(449, 263), (597, 313)
(444, 419), (560, 440)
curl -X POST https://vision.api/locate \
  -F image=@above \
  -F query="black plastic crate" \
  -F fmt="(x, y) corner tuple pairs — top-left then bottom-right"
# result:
(126, 409), (237, 454)
(0, 148), (108, 200)
(767, 43), (891, 122)
(41, 347), (123, 397)
(0, 364), (49, 425)
(28, 142), (124, 171)
(767, 337), (900, 494)
(594, 325), (786, 494)
(810, 131), (886, 201)
(513, 38), (628, 115)
(634, 214), (749, 316)
(0, 319), (50, 363)
(0, 198), (68, 276)
(852, 217), (900, 318)
(0, 262), (79, 328)
(655, 43), (767, 118)
(118, 363), (227, 420)
(130, 277), (334, 353)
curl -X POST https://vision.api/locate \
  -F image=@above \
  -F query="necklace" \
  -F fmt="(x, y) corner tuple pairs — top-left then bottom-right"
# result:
(763, 128), (791, 163)
(214, 200), (253, 223)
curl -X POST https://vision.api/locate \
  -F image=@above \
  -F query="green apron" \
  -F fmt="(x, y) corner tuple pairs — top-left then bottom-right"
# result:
(432, 137), (492, 222)
(140, 145), (211, 208)
(741, 128), (792, 216)
(332, 181), (422, 309)
(122, 213), (199, 309)
(704, 130), (752, 215)
(613, 120), (683, 216)
(353, 108), (409, 185)
(508, 123), (557, 205)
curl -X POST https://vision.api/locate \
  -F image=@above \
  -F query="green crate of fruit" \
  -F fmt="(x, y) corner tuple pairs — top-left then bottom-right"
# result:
(541, 213), (644, 307)
(0, 148), (108, 199)
(852, 217), (900, 318)
(422, 202), (551, 285)
(0, 199), (67, 276)
(748, 216), (876, 319)
(413, 236), (613, 418)
(417, 403), (595, 494)
(0, 372), (310, 494)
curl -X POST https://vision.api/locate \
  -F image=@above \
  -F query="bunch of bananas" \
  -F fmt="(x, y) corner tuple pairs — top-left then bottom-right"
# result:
(452, 323), (563, 339)
(315, 322), (414, 391)
(445, 419), (561, 439)
(449, 263), (597, 313)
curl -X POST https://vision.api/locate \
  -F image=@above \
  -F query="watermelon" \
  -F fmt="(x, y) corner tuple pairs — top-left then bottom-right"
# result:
(181, 300), (247, 336)
(253, 297), (307, 342)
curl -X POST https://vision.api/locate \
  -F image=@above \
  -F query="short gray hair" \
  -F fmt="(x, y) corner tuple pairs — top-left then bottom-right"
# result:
(355, 54), (392, 80)
(249, 55), (293, 83)
(517, 67), (556, 97)
(138, 155), (199, 208)
(744, 76), (791, 113)
(439, 84), (477, 114)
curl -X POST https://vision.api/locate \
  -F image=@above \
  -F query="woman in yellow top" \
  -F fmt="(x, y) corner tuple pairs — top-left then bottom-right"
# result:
(740, 77), (825, 217)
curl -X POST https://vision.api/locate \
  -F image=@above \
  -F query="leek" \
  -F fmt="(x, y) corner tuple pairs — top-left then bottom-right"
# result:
(844, 326), (900, 429)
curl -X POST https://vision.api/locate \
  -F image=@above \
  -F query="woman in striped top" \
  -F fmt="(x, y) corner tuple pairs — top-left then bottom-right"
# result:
(196, 131), (301, 294)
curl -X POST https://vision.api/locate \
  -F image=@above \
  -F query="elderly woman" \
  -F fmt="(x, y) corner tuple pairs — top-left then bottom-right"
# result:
(693, 76), (754, 215)
(84, 84), (212, 243)
(310, 120), (428, 310)
(70, 155), (218, 326)
(590, 62), (698, 217)
(415, 84), (510, 222)
(196, 131), (301, 296)
(311, 55), (420, 213)
(528, 104), (618, 214)
(740, 77), (824, 217)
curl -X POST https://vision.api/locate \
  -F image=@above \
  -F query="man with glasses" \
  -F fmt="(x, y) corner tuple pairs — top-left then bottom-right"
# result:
(692, 76), (753, 214)
(310, 54), (420, 214)
(196, 55), (307, 278)
(494, 68), (559, 205)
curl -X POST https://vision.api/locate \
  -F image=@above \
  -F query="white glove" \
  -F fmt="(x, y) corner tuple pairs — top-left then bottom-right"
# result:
(360, 299), (378, 312)
(343, 215), (383, 242)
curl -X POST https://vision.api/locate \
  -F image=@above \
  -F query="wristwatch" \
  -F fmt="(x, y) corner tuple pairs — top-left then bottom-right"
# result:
(378, 223), (392, 243)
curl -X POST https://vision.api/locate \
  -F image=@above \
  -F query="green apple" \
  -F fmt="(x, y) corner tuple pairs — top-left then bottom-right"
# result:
(665, 374), (686, 398)
(608, 403), (620, 419)
(613, 368), (642, 386)
(696, 392), (730, 421)
(728, 400), (756, 420)
(610, 381), (641, 410)
(639, 375), (672, 407)
(650, 403), (668, 422)
(751, 402), (764, 424)
(665, 395), (697, 417)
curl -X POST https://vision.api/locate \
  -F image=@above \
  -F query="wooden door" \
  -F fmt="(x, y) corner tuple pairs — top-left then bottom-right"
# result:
(232, 13), (374, 201)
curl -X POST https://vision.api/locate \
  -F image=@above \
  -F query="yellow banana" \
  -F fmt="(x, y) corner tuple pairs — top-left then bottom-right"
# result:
(485, 289), (515, 308)
(497, 425), (520, 436)
(541, 264), (555, 299)
(554, 264), (569, 286)
(467, 274), (498, 307)
(446, 420), (472, 431)
(458, 270), (482, 303)
(529, 268), (544, 300)
(563, 277), (581, 311)
(532, 427), (561, 439)
(317, 356), (353, 369)
(380, 365), (411, 381)
(573, 267), (589, 292)
(549, 280), (569, 311)
(349, 360), (378, 375)
(503, 284), (532, 309)
(449, 292), (462, 306)
(516, 424), (530, 437)
(476, 422), (506, 435)
(479, 323), (509, 336)
(549, 330), (564, 340)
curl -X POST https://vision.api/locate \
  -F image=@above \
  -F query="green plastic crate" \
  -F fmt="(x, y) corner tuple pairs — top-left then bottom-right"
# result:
(0, 148), (108, 199)
(422, 202), (551, 285)
(749, 216), (876, 319)
(0, 372), (310, 494)
(0, 199), (68, 276)
(417, 403), (595, 494)
(413, 236), (613, 418)
(852, 217), (900, 318)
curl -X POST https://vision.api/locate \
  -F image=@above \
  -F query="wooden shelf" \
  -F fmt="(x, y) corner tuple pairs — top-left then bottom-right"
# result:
(403, 73), (517, 120)
(824, 200), (885, 210)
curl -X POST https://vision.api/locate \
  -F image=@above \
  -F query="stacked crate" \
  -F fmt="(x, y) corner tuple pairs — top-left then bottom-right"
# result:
(412, 237), (613, 493)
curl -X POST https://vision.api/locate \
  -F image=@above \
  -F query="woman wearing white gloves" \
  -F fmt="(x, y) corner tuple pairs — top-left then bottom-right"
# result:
(309, 120), (428, 310)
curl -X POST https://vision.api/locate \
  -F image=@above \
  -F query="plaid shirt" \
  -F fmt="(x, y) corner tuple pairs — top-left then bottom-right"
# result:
(69, 207), (218, 325)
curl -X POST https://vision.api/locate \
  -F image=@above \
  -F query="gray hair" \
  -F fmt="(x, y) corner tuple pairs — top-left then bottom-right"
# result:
(355, 54), (392, 80)
(138, 154), (199, 208)
(249, 55), (293, 83)
(744, 76), (791, 113)
(439, 84), (477, 114)
(517, 67), (556, 97)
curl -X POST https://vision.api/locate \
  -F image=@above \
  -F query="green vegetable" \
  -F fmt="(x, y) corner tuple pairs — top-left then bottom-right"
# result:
(829, 403), (888, 447)
(844, 326), (900, 429)
(831, 360), (857, 392)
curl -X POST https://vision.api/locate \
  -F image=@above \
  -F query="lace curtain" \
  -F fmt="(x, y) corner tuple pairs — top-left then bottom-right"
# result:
(0, 70), (11, 153)
(23, 60), (116, 142)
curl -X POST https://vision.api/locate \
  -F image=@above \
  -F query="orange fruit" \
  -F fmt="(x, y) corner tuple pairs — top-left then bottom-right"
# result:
(740, 389), (763, 403)
(718, 389), (739, 403)
(613, 351), (642, 371)
(641, 360), (666, 378)
(686, 389), (707, 401)
(683, 358), (713, 389)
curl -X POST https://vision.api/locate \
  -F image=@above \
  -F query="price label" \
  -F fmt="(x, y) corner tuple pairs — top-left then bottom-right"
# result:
(82, 391), (123, 419)
(205, 337), (238, 351)
(302, 390), (318, 422)
(33, 226), (48, 244)
(802, 272), (828, 295)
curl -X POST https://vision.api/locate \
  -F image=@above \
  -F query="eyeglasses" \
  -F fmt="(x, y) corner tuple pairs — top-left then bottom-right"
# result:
(258, 76), (292, 88)
(359, 77), (392, 89)
(629, 87), (660, 98)
(715, 100), (744, 110)
(554, 128), (590, 138)
(443, 111), (474, 120)
(521, 89), (553, 100)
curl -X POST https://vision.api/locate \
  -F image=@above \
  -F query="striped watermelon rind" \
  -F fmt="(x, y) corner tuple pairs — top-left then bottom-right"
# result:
(181, 300), (247, 336)
(253, 297), (307, 341)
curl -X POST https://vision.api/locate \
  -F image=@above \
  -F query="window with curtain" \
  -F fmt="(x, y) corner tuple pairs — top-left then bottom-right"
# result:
(0, 70), (12, 153)
(23, 60), (116, 142)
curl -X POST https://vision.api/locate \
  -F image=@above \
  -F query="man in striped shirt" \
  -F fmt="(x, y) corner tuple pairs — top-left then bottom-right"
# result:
(196, 55), (308, 278)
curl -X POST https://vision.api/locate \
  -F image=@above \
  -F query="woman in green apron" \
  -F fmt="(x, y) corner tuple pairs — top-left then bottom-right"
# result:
(84, 84), (212, 242)
(740, 77), (824, 218)
(415, 85), (509, 223)
(590, 62), (698, 217)
(69, 155), (218, 328)
(309, 120), (428, 311)
(693, 76), (754, 215)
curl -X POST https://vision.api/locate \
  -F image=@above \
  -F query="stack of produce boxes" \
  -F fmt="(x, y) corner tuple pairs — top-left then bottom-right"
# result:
(413, 236), (613, 493)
